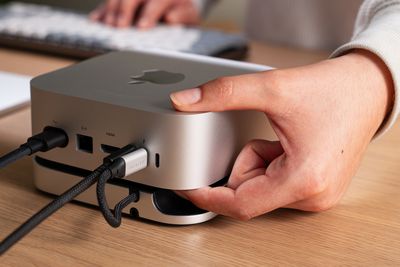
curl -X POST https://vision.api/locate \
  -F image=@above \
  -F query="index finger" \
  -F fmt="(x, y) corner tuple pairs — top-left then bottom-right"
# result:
(137, 0), (171, 28)
(117, 0), (143, 27)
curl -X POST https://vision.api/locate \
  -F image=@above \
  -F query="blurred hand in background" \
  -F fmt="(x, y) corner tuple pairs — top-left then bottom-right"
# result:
(90, 0), (200, 28)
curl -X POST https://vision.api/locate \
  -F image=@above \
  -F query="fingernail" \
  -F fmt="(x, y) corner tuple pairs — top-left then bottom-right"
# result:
(118, 16), (127, 27)
(106, 14), (114, 25)
(138, 18), (150, 28)
(166, 13), (178, 23)
(89, 12), (97, 20)
(170, 88), (202, 106)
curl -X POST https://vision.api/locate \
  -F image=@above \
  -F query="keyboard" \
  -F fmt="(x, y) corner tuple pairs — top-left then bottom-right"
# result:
(0, 2), (248, 59)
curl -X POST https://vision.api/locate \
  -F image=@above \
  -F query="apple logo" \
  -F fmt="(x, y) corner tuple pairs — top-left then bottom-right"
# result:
(129, 69), (185, 85)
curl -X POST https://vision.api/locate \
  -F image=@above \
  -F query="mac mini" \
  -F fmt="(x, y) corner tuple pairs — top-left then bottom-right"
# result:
(31, 50), (276, 225)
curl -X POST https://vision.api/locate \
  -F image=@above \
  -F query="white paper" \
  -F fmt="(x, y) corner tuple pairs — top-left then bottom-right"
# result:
(0, 71), (31, 117)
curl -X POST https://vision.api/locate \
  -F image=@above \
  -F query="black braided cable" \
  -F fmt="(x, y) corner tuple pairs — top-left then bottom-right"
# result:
(0, 145), (32, 169)
(96, 170), (139, 228)
(0, 127), (68, 170)
(0, 164), (109, 255)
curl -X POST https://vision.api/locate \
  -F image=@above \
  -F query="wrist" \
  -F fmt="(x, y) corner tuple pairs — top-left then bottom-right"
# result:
(340, 49), (395, 131)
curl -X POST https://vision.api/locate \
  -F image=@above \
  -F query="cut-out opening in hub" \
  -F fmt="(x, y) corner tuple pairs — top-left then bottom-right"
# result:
(76, 134), (93, 153)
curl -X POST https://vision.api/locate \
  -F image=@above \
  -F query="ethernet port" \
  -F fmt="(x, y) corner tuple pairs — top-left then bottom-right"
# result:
(76, 134), (93, 153)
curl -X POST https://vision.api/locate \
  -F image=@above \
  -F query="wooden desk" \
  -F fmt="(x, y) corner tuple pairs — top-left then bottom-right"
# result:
(1, 45), (399, 266)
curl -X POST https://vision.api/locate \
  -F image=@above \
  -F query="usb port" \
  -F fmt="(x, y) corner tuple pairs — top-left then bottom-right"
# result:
(101, 144), (120, 154)
(76, 134), (93, 153)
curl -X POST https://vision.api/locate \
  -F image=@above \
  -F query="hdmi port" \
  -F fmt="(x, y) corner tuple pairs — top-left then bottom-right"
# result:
(101, 144), (120, 154)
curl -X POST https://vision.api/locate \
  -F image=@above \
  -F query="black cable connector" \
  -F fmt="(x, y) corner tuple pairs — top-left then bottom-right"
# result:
(0, 126), (68, 169)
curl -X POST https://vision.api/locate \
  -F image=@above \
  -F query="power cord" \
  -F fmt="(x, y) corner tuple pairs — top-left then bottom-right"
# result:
(0, 126), (68, 169)
(0, 144), (148, 255)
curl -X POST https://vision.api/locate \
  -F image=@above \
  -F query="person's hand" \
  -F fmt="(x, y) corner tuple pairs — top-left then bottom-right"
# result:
(170, 50), (394, 220)
(90, 0), (200, 28)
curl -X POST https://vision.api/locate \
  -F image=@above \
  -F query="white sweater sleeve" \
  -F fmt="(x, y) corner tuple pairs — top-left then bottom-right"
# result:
(331, 0), (400, 137)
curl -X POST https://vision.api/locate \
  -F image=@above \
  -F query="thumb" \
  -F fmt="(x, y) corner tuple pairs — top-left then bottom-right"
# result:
(170, 71), (279, 113)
